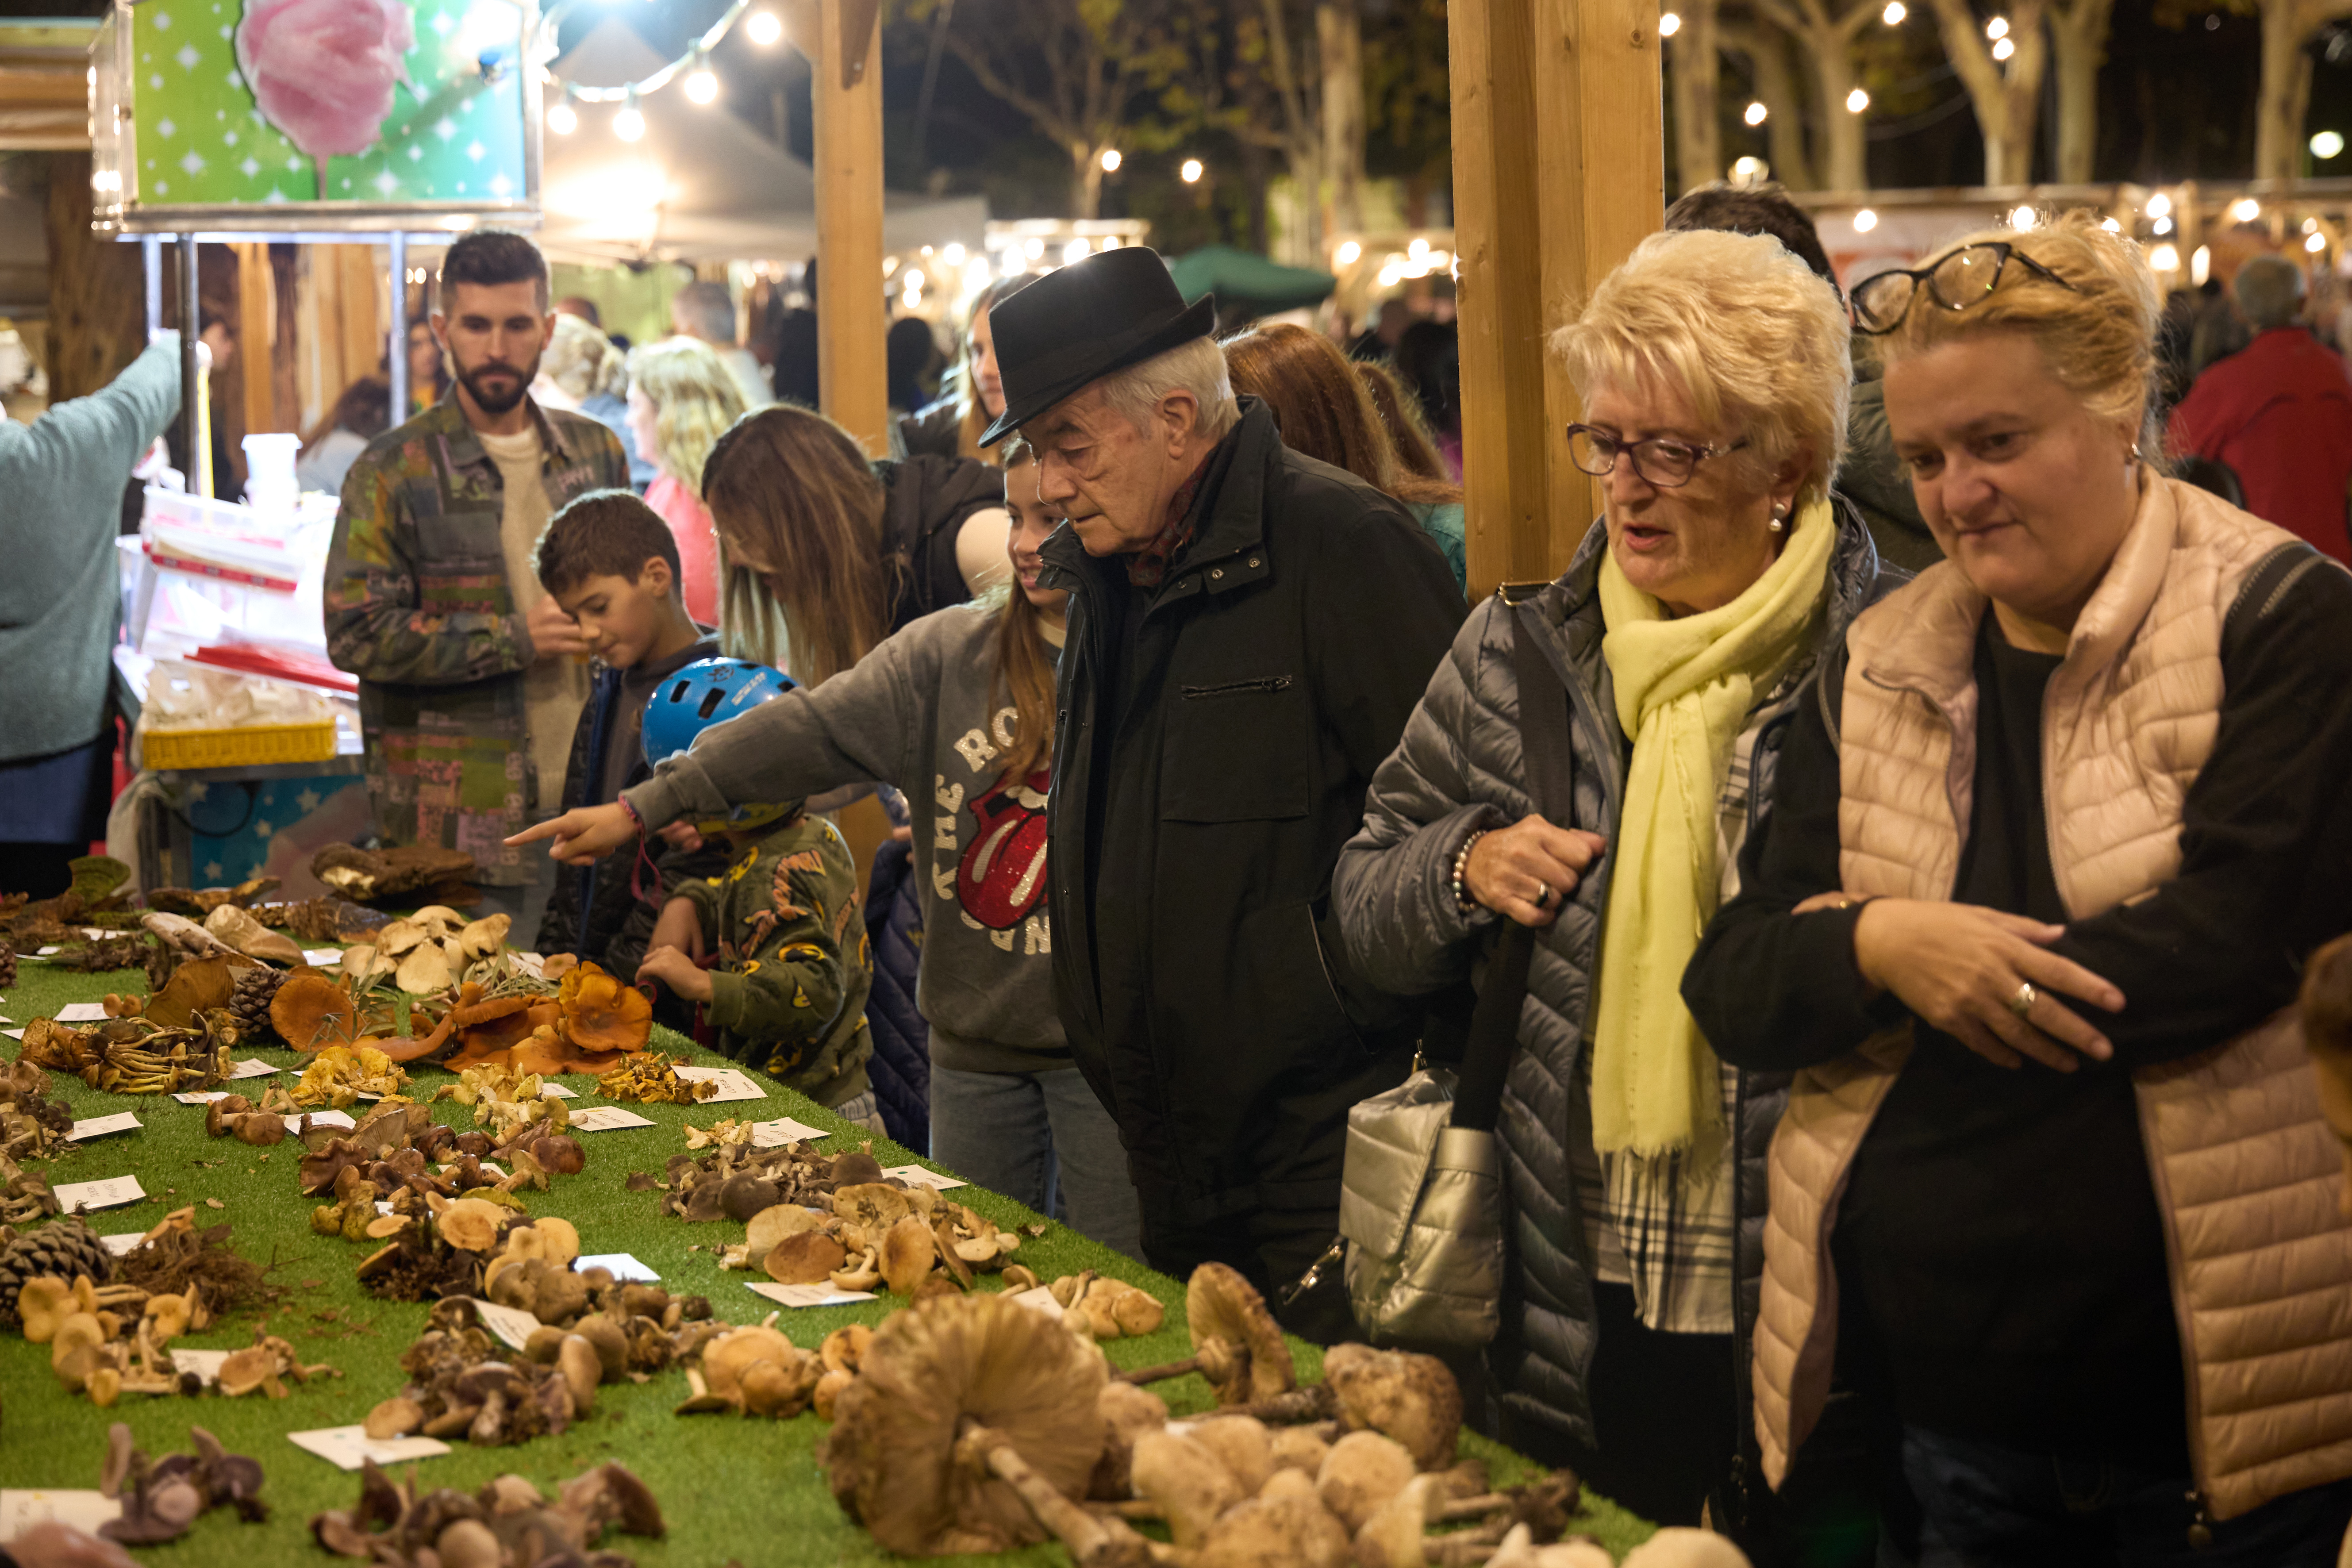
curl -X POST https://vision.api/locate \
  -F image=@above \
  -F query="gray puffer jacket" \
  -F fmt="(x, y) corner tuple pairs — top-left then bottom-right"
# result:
(1331, 505), (1897, 1460)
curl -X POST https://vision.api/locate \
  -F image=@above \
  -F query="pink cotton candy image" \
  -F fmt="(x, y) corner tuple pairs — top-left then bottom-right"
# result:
(235, 0), (416, 165)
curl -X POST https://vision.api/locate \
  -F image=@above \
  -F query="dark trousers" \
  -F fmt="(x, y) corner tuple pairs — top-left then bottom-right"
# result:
(1138, 1199), (1355, 1344)
(1902, 1427), (2352, 1568)
(1577, 1281), (1739, 1528)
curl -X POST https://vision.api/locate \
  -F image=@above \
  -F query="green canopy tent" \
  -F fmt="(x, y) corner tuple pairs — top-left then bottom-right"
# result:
(1166, 244), (1338, 321)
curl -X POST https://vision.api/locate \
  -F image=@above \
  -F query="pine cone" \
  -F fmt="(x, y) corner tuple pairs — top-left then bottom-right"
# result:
(229, 965), (290, 1043)
(0, 938), (15, 990)
(0, 1217), (113, 1330)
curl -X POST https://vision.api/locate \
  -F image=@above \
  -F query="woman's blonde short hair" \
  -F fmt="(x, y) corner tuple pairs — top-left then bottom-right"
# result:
(627, 336), (747, 493)
(1553, 228), (1851, 507)
(541, 311), (624, 402)
(1871, 210), (2160, 448)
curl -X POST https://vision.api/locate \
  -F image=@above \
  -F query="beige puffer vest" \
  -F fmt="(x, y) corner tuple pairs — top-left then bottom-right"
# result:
(1753, 477), (2352, 1521)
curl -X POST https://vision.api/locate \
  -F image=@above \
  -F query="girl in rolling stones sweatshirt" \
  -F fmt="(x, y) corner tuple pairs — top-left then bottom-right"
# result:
(530, 443), (1139, 1257)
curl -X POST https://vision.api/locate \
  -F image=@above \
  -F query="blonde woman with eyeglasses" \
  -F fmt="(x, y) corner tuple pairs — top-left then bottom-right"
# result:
(1334, 227), (1899, 1539)
(1688, 212), (2352, 1561)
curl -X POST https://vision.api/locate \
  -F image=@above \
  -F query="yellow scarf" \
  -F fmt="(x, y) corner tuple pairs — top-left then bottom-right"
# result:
(1589, 498), (1834, 1156)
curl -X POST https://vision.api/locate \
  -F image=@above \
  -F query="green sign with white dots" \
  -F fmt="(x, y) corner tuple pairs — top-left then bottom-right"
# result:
(92, 0), (540, 231)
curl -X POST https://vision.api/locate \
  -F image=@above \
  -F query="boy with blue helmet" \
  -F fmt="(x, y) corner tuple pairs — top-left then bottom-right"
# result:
(634, 657), (880, 1128)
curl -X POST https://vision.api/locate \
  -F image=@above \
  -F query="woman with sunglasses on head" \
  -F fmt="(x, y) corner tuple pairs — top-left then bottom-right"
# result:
(1334, 229), (1899, 1541)
(1687, 213), (2352, 1564)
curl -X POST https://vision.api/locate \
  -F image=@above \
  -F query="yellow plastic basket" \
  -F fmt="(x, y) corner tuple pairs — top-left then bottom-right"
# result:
(142, 720), (338, 772)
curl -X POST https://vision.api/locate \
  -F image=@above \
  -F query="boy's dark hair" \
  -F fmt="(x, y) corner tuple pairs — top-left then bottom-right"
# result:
(439, 229), (550, 311)
(534, 489), (683, 599)
(1664, 181), (1839, 295)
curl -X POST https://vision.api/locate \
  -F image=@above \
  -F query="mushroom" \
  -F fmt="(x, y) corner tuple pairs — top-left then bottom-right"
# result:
(557, 1334), (603, 1412)
(1481, 1529), (1616, 1568)
(143, 1288), (194, 1345)
(271, 973), (363, 1051)
(216, 1345), (280, 1399)
(1323, 1343), (1466, 1471)
(1195, 1487), (1353, 1568)
(458, 914), (511, 960)
(394, 943), (453, 996)
(833, 1248), (883, 1291)
(820, 1324), (874, 1375)
(364, 1396), (423, 1439)
(1123, 1262), (1295, 1405)
(1087, 1378), (1169, 1501)
(767, 1231), (849, 1285)
(1271, 1425), (1333, 1476)
(573, 1314), (629, 1380)
(1355, 1473), (1444, 1568)
(1130, 1429), (1243, 1547)
(1192, 1414), (1276, 1494)
(203, 903), (304, 965)
(1619, 1529), (1758, 1568)
(816, 1293), (1109, 1556)
(746, 1202), (826, 1257)
(434, 1197), (505, 1253)
(375, 919), (427, 957)
(813, 1368), (856, 1421)
(18, 1275), (74, 1342)
(880, 1211), (936, 1296)
(1319, 1430), (1420, 1534)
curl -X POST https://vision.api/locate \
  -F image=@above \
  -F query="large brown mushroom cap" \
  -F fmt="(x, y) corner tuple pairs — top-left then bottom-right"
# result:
(1186, 1262), (1296, 1403)
(819, 1292), (1107, 1556)
(1321, 1343), (1465, 1470)
(271, 973), (363, 1052)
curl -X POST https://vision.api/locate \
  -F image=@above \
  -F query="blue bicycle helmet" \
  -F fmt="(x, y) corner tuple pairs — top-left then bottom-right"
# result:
(642, 657), (797, 768)
(642, 658), (803, 835)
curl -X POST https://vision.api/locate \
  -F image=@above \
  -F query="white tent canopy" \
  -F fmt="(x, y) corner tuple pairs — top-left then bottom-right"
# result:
(538, 20), (986, 265)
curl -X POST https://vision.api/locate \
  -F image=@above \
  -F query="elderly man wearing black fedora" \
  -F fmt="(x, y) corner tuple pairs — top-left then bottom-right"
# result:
(981, 246), (1464, 1334)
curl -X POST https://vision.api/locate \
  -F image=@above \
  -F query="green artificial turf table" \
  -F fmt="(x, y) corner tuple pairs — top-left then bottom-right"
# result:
(0, 956), (1655, 1565)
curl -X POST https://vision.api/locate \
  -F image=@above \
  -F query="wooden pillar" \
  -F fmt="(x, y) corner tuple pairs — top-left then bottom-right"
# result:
(1451, 0), (1666, 598)
(234, 242), (279, 435)
(793, 0), (888, 456)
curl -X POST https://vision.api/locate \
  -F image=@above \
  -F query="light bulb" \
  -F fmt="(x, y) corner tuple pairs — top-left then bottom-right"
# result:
(546, 101), (577, 135)
(1409, 237), (1430, 260)
(943, 243), (965, 266)
(2313, 130), (2347, 160)
(746, 10), (782, 46)
(2308, 231), (2329, 253)
(1853, 208), (1879, 233)
(1063, 238), (1090, 264)
(2150, 243), (2180, 273)
(1986, 15), (2009, 38)
(903, 267), (925, 290)
(1991, 36), (2015, 59)
(2191, 245), (2210, 284)
(1744, 100), (1768, 126)
(1023, 237), (1044, 259)
(2145, 192), (2171, 219)
(2101, 216), (2121, 232)
(1659, 10), (1682, 35)
(2230, 196), (2261, 221)
(1846, 87), (1870, 113)
(2010, 205), (2036, 230)
(1882, 1), (1906, 22)
(1180, 158), (1203, 184)
(1099, 148), (1122, 173)
(613, 104), (645, 142)
(685, 68), (719, 106)
(1335, 239), (1362, 266)
(2152, 215), (2174, 235)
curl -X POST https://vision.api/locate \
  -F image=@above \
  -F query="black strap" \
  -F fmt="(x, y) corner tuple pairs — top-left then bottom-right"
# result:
(1452, 592), (1577, 1133)
(2223, 539), (2330, 664)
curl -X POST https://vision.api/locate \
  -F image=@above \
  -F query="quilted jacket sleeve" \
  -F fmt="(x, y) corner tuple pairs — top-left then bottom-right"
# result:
(1332, 596), (1524, 999)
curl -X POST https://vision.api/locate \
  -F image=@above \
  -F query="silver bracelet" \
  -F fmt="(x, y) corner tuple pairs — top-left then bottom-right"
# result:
(1451, 829), (1490, 915)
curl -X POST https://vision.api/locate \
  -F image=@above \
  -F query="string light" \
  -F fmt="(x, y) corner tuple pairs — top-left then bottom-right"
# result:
(1180, 158), (1204, 184)
(2146, 192), (2171, 219)
(613, 96), (645, 142)
(1853, 208), (1879, 233)
(1846, 87), (1870, 113)
(746, 10), (783, 46)
(1335, 239), (1362, 265)
(2314, 131), (2347, 159)
(1882, 1), (1906, 22)
(1985, 16), (2009, 38)
(2308, 231), (2329, 253)
(1991, 36), (2015, 59)
(2010, 205), (2036, 229)
(1659, 11), (1682, 35)
(2150, 242), (2180, 272)
(546, 100), (577, 135)
(1745, 100), (1768, 125)
(2230, 196), (2261, 221)
(1099, 149), (1122, 173)
(684, 65), (719, 105)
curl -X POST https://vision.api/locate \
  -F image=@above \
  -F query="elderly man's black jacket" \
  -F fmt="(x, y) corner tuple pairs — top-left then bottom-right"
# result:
(1039, 398), (1465, 1229)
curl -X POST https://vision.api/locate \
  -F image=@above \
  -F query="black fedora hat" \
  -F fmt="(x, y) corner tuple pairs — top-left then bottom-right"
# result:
(978, 246), (1216, 446)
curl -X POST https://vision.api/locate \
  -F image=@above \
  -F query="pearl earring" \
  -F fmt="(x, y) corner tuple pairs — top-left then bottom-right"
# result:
(1768, 503), (1787, 534)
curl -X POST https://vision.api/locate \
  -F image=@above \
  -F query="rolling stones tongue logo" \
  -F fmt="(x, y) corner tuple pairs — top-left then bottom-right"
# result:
(955, 767), (1050, 930)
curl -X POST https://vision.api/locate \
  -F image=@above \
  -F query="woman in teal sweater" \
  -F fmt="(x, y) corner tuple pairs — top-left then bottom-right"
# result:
(0, 334), (181, 895)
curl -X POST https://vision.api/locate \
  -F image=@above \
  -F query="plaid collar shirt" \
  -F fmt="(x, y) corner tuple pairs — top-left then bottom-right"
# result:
(1567, 653), (1814, 1335)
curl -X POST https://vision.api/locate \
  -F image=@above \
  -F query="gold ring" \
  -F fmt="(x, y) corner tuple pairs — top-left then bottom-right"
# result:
(2007, 981), (2037, 1019)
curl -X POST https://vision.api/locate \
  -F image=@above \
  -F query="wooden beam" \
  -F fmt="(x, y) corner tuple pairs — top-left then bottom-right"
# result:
(234, 242), (279, 436)
(1450, 0), (1666, 596)
(797, 0), (889, 455)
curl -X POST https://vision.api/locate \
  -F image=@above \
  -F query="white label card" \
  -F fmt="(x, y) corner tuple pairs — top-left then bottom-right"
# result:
(538, 1082), (578, 1099)
(287, 1426), (451, 1472)
(99, 1232), (147, 1257)
(749, 1117), (829, 1148)
(69, 1112), (142, 1141)
(882, 1164), (968, 1192)
(54, 1002), (111, 1021)
(169, 1347), (231, 1385)
(0, 1490), (123, 1538)
(54, 1175), (146, 1213)
(746, 1281), (875, 1309)
(227, 1058), (282, 1079)
(302, 948), (345, 965)
(567, 1106), (656, 1133)
(576, 1252), (658, 1282)
(465, 1297), (543, 1351)
(670, 1064), (766, 1103)
(173, 1090), (231, 1104)
(2, 1029), (23, 1040)
(1004, 1285), (1064, 1318)
(301, 1109), (357, 1131)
